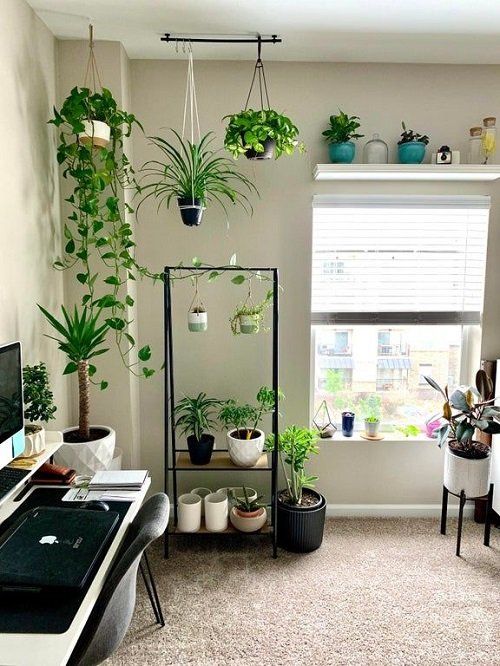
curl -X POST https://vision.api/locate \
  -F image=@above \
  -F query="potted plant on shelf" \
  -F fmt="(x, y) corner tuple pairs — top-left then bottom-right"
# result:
(219, 386), (282, 467)
(397, 121), (430, 164)
(223, 108), (304, 160)
(322, 110), (364, 164)
(229, 485), (267, 532)
(173, 392), (221, 465)
(139, 130), (258, 227)
(425, 370), (500, 497)
(230, 288), (273, 335)
(266, 425), (326, 552)
(22, 362), (57, 457)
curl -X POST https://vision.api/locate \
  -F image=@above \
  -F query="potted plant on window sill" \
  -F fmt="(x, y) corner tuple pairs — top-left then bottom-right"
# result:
(174, 392), (221, 465)
(322, 110), (363, 164)
(364, 415), (381, 438)
(425, 370), (500, 497)
(397, 122), (430, 164)
(266, 425), (326, 553)
(229, 486), (267, 532)
(22, 362), (57, 457)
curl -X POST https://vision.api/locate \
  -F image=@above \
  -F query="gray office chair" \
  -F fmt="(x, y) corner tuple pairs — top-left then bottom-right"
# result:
(68, 493), (169, 666)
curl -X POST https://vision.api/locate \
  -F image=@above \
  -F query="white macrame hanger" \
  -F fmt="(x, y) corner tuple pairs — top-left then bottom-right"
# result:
(181, 43), (201, 144)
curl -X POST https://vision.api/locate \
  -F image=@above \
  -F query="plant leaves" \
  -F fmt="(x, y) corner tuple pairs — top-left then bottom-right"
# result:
(63, 362), (78, 375)
(138, 345), (151, 362)
(231, 275), (245, 285)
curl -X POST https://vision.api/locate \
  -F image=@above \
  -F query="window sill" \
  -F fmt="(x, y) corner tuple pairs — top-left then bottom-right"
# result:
(320, 433), (436, 444)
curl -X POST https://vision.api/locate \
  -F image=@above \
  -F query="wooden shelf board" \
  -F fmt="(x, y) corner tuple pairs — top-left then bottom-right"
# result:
(170, 523), (272, 535)
(173, 451), (270, 470)
(313, 163), (500, 181)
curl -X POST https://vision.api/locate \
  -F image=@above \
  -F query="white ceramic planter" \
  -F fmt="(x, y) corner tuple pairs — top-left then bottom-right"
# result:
(364, 420), (380, 437)
(204, 492), (228, 532)
(239, 314), (260, 334)
(444, 445), (492, 497)
(177, 493), (202, 532)
(227, 429), (265, 467)
(55, 426), (116, 475)
(78, 120), (110, 148)
(230, 506), (267, 533)
(23, 427), (46, 457)
(188, 311), (207, 332)
(217, 487), (258, 504)
(191, 487), (212, 515)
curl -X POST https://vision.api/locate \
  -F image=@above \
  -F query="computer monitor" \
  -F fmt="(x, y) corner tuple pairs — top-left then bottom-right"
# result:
(0, 342), (24, 467)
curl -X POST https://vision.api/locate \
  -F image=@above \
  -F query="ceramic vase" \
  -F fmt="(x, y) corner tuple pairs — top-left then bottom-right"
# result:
(177, 493), (202, 532)
(204, 492), (228, 532)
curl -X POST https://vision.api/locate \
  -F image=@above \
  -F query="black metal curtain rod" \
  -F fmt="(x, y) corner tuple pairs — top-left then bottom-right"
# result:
(160, 34), (281, 45)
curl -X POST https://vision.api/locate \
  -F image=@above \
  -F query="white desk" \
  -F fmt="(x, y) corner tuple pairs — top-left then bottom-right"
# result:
(0, 468), (151, 666)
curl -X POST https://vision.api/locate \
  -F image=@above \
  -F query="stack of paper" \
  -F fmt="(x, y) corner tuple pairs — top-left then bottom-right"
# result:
(89, 470), (148, 491)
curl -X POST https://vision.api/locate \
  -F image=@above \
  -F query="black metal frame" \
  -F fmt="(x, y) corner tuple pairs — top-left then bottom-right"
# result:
(440, 484), (494, 557)
(161, 34), (281, 45)
(163, 266), (279, 559)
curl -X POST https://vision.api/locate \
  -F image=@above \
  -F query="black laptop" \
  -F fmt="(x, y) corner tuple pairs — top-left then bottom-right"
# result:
(0, 507), (119, 593)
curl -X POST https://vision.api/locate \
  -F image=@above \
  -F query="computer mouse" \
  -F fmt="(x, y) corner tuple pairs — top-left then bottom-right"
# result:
(81, 500), (110, 512)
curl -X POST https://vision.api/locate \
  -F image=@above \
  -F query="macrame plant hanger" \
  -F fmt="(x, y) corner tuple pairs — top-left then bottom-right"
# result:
(83, 24), (103, 93)
(187, 276), (208, 332)
(79, 25), (111, 149)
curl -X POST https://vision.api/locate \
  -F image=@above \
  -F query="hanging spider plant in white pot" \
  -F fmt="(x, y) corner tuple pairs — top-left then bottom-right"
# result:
(139, 50), (257, 226)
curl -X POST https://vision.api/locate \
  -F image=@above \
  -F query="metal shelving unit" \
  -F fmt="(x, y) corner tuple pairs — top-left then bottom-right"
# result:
(163, 266), (279, 558)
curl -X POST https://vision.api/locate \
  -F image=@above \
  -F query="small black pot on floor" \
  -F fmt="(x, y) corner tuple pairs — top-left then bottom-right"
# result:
(245, 138), (275, 160)
(177, 197), (204, 226)
(187, 434), (214, 465)
(277, 488), (326, 553)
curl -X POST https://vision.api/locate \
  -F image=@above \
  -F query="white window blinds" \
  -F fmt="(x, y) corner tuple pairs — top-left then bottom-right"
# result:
(311, 195), (489, 325)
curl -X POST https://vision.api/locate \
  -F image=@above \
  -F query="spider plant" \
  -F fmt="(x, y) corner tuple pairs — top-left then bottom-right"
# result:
(139, 130), (258, 223)
(173, 392), (221, 443)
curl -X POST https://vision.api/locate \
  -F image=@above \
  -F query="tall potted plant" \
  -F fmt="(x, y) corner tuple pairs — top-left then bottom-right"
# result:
(173, 393), (221, 465)
(425, 370), (500, 497)
(22, 362), (57, 457)
(322, 110), (363, 163)
(398, 121), (429, 164)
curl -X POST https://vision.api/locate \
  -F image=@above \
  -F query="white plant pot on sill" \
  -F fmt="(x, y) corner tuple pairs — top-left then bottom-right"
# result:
(78, 120), (111, 148)
(23, 426), (46, 457)
(55, 425), (116, 476)
(226, 429), (265, 467)
(444, 445), (492, 497)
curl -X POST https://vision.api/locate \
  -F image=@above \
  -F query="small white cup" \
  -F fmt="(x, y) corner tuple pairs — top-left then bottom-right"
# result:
(177, 493), (202, 532)
(191, 487), (212, 515)
(204, 492), (228, 532)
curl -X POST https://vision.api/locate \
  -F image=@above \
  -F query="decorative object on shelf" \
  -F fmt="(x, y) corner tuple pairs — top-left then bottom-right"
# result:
(177, 493), (202, 532)
(341, 411), (355, 437)
(190, 487), (212, 516)
(322, 110), (363, 164)
(425, 417), (442, 439)
(22, 363), (57, 457)
(204, 491), (229, 532)
(436, 145), (452, 164)
(173, 393), (221, 465)
(266, 426), (326, 553)
(313, 400), (337, 438)
(468, 126), (484, 164)
(229, 486), (267, 532)
(481, 116), (496, 164)
(397, 121), (429, 164)
(360, 432), (385, 442)
(230, 282), (273, 335)
(219, 386), (282, 467)
(223, 37), (304, 160)
(363, 133), (388, 164)
(187, 277), (207, 332)
(424, 370), (500, 497)
(364, 416), (380, 438)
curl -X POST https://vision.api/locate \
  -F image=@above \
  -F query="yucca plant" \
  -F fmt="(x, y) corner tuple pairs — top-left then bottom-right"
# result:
(139, 130), (258, 225)
(38, 305), (109, 441)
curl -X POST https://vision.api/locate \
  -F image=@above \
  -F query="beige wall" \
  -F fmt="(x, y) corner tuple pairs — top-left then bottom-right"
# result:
(0, 0), (69, 428)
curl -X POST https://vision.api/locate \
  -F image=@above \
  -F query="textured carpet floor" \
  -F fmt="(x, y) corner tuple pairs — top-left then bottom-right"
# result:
(106, 519), (500, 666)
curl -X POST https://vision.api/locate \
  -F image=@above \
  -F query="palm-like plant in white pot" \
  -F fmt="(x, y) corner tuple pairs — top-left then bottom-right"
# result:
(425, 370), (500, 498)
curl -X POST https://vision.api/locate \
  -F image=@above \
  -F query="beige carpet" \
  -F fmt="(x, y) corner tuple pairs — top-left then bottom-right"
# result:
(106, 518), (500, 666)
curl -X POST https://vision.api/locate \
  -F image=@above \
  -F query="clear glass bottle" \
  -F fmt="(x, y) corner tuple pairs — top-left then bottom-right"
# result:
(468, 126), (483, 164)
(363, 133), (388, 164)
(481, 117), (497, 164)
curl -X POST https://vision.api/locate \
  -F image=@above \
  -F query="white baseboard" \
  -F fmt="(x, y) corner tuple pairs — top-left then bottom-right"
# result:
(326, 503), (475, 518)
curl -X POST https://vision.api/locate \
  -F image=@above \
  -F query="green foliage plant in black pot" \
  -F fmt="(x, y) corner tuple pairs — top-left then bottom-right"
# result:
(174, 393), (222, 465)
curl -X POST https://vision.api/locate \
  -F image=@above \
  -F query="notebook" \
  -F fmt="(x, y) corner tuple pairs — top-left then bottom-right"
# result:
(89, 470), (148, 490)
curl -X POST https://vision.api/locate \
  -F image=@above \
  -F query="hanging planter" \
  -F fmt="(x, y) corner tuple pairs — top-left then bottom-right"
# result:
(178, 197), (205, 227)
(187, 277), (208, 332)
(229, 283), (273, 335)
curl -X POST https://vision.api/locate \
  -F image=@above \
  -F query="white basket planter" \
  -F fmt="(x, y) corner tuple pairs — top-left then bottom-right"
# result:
(204, 492), (228, 532)
(78, 120), (110, 148)
(227, 429), (265, 467)
(23, 427), (46, 457)
(55, 426), (116, 475)
(177, 493), (202, 532)
(444, 445), (492, 497)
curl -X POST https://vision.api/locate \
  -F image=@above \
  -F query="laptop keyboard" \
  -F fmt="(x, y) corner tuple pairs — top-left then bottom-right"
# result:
(0, 467), (30, 501)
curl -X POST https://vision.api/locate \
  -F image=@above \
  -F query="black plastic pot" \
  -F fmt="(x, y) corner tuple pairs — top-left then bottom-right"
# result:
(187, 434), (214, 465)
(177, 197), (204, 226)
(277, 488), (326, 553)
(245, 138), (275, 160)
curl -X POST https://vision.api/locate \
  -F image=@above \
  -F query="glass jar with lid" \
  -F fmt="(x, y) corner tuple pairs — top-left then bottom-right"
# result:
(481, 117), (496, 164)
(468, 126), (483, 164)
(363, 133), (388, 164)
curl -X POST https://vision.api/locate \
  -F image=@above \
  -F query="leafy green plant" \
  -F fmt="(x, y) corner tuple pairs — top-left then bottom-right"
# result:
(23, 363), (57, 431)
(266, 426), (319, 505)
(425, 370), (500, 458)
(139, 130), (258, 215)
(38, 305), (109, 441)
(230, 485), (264, 513)
(365, 416), (380, 424)
(398, 121), (429, 145)
(223, 108), (305, 159)
(230, 289), (273, 335)
(173, 393), (221, 442)
(361, 394), (382, 421)
(322, 110), (364, 144)
(219, 386), (283, 440)
(395, 424), (421, 438)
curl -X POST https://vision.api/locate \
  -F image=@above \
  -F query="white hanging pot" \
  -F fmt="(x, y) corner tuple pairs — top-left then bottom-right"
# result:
(177, 493), (202, 532)
(188, 310), (207, 332)
(227, 429), (265, 467)
(23, 426), (46, 457)
(239, 314), (260, 334)
(444, 444), (492, 497)
(204, 492), (228, 532)
(78, 119), (110, 148)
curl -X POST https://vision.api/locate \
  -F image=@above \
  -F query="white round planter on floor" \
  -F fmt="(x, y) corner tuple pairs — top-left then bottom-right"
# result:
(227, 429), (265, 467)
(177, 493), (202, 532)
(204, 492), (228, 532)
(78, 120), (110, 148)
(444, 445), (492, 497)
(55, 426), (116, 476)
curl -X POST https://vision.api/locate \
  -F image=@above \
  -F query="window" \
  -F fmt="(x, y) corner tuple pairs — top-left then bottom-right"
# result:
(311, 195), (489, 428)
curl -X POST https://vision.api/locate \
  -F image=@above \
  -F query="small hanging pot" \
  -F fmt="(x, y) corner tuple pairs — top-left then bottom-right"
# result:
(245, 138), (275, 160)
(78, 119), (111, 148)
(188, 277), (207, 332)
(178, 197), (205, 227)
(239, 313), (260, 334)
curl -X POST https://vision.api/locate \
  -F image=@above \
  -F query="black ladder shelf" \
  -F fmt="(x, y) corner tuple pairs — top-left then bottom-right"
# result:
(163, 265), (279, 558)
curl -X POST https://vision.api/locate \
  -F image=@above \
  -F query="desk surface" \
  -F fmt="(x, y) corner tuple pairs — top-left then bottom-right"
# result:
(0, 476), (151, 666)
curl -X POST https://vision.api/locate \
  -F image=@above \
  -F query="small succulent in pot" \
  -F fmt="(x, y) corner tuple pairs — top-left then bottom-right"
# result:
(174, 392), (222, 465)
(397, 121), (430, 164)
(229, 485), (267, 532)
(322, 110), (363, 163)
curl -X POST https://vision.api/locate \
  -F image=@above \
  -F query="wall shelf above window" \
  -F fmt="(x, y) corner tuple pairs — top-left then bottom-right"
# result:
(313, 164), (500, 181)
